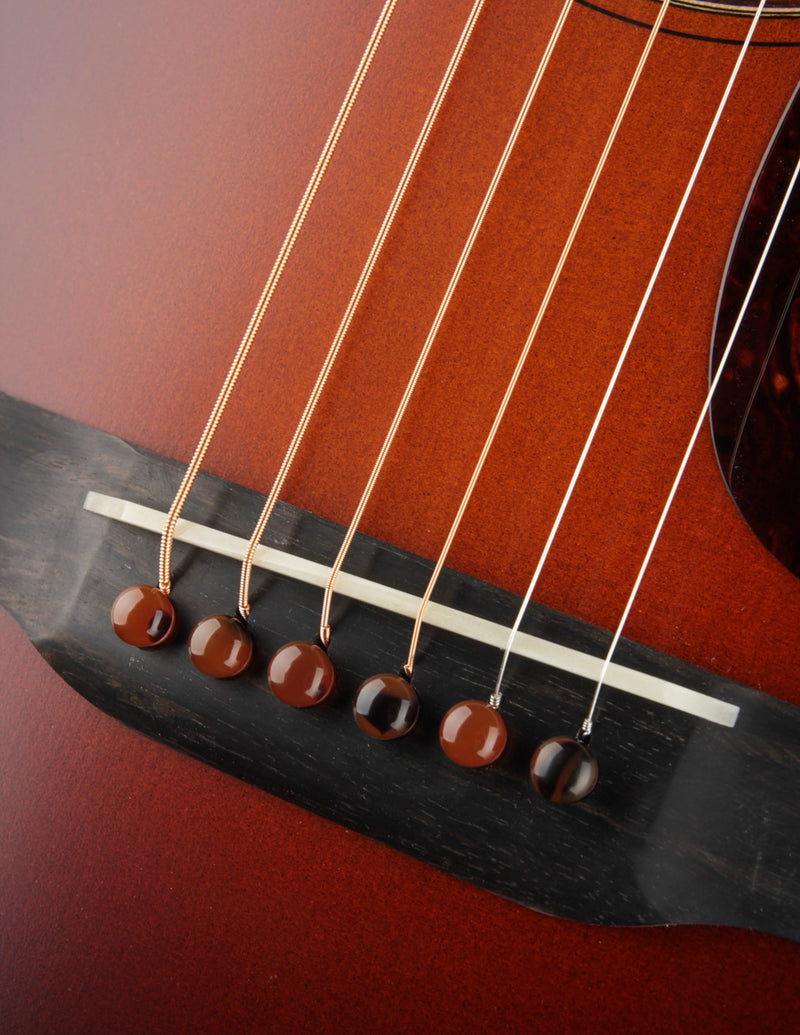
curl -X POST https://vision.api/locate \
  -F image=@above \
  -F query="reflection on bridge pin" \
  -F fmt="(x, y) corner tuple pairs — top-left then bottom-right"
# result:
(439, 699), (507, 767)
(188, 613), (254, 678)
(529, 735), (599, 804)
(267, 640), (336, 708)
(111, 584), (178, 649)
(353, 673), (420, 740)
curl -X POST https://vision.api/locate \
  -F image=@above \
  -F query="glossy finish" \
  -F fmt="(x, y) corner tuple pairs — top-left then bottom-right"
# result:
(439, 699), (507, 767)
(267, 641), (335, 707)
(187, 614), (253, 678)
(712, 86), (800, 578)
(530, 736), (599, 804)
(3, 2), (800, 1032)
(5, 395), (800, 942)
(110, 584), (177, 648)
(353, 673), (419, 739)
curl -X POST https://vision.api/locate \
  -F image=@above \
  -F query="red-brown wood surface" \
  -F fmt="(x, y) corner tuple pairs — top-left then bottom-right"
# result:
(2, 1), (800, 1031)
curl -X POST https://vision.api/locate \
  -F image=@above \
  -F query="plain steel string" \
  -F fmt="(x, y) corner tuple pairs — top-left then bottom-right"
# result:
(580, 148), (800, 740)
(726, 263), (800, 482)
(675, 2), (797, 13)
(156, 0), (398, 596)
(317, 0), (576, 649)
(491, 0), (768, 707)
(398, 0), (673, 680)
(236, 0), (486, 621)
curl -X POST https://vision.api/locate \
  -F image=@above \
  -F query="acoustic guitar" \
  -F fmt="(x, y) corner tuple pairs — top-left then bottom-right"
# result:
(2, 1), (799, 1031)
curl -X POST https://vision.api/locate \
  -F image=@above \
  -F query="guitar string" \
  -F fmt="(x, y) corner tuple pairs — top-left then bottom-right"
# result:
(491, 0), (767, 707)
(395, 0), (674, 680)
(316, 0), (576, 649)
(670, 1), (798, 16)
(234, 0), (486, 622)
(581, 147), (800, 738)
(154, 0), (397, 597)
(726, 263), (800, 482)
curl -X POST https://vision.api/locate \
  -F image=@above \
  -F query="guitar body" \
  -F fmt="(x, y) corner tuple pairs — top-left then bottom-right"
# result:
(2, 1), (799, 1031)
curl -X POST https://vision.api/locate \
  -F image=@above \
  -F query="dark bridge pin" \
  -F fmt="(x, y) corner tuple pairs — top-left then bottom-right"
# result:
(353, 672), (420, 740)
(530, 733), (599, 804)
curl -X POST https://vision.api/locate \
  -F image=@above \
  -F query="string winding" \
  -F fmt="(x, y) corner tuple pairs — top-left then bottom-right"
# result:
(492, 0), (768, 707)
(236, 0), (486, 620)
(400, 0), (672, 678)
(156, 0), (398, 595)
(318, 0), (576, 649)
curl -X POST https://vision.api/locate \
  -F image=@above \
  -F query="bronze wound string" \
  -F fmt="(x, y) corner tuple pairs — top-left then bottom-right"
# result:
(318, 0), (576, 650)
(439, 0), (768, 775)
(344, 0), (674, 741)
(110, 0), (398, 649)
(236, 0), (486, 623)
(397, 0), (673, 684)
(263, 0), (575, 714)
(185, 0), (486, 678)
(492, 0), (769, 711)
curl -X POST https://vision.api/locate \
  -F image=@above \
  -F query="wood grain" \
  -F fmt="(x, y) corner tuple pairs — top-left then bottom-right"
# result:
(2, 0), (800, 1031)
(3, 393), (798, 939)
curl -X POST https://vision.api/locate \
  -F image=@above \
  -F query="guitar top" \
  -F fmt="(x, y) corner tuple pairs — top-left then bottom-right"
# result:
(2, 1), (799, 1032)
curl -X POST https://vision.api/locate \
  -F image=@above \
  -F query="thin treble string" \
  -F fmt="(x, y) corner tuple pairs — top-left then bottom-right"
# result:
(581, 146), (800, 739)
(727, 263), (800, 482)
(491, 0), (768, 707)
(399, 0), (673, 681)
(156, 0), (398, 596)
(236, 0), (486, 622)
(317, 0), (576, 649)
